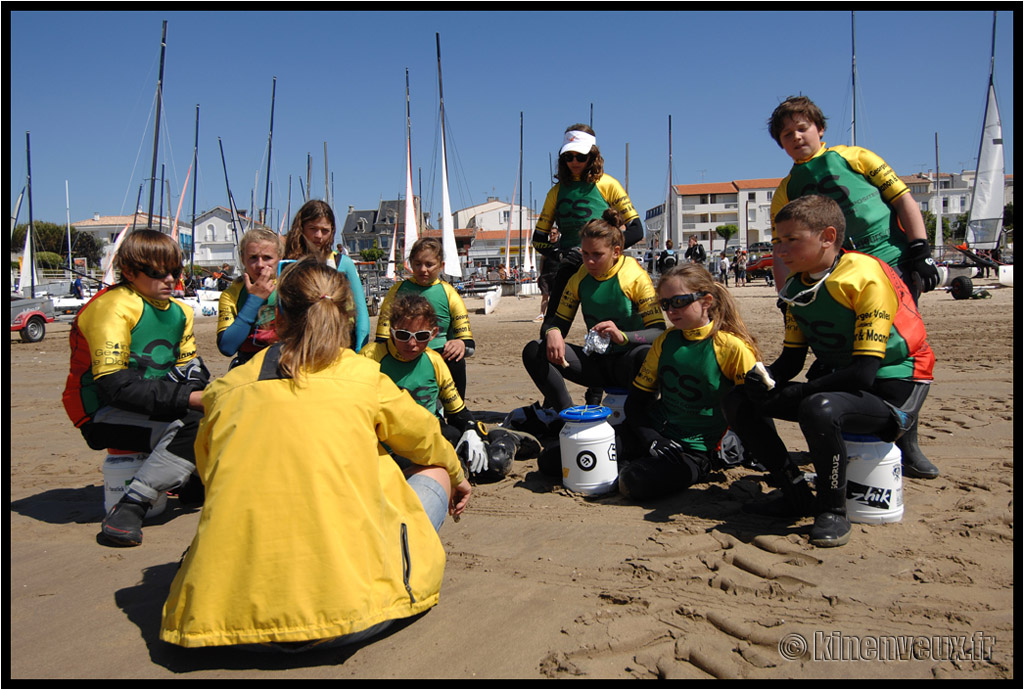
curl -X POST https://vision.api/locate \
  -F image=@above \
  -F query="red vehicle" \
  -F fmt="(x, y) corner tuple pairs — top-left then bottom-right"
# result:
(10, 295), (56, 343)
(746, 254), (774, 284)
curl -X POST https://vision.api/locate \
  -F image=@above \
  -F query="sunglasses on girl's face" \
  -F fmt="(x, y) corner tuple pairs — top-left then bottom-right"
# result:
(391, 328), (434, 343)
(141, 266), (183, 280)
(659, 292), (708, 311)
(561, 153), (589, 163)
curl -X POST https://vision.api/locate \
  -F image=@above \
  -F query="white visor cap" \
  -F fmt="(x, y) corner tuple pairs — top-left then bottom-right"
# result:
(559, 130), (596, 156)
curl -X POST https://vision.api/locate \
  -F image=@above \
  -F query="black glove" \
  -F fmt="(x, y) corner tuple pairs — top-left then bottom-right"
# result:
(649, 438), (687, 464)
(167, 356), (211, 392)
(562, 247), (584, 270)
(900, 239), (940, 293)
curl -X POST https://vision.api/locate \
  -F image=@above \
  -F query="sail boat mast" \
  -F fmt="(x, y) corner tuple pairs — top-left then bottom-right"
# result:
(189, 104), (200, 276)
(851, 11), (857, 146)
(147, 20), (167, 230)
(436, 33), (461, 278)
(262, 77), (276, 223)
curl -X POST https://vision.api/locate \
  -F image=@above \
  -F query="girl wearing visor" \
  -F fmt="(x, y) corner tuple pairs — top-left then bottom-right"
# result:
(616, 263), (761, 501)
(531, 124), (644, 406)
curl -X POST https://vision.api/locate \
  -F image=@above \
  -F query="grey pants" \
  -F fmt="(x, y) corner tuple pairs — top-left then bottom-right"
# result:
(85, 407), (201, 504)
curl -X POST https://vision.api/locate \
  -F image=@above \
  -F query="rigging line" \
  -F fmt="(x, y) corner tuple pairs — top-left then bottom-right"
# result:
(440, 109), (475, 211)
(120, 89), (160, 215)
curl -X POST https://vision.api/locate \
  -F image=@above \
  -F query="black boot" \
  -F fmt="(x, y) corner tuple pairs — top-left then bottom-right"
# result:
(809, 511), (851, 548)
(897, 423), (938, 479)
(100, 495), (149, 547)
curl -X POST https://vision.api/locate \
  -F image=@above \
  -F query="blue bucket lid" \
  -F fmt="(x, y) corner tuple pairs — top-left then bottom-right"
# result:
(559, 405), (612, 422)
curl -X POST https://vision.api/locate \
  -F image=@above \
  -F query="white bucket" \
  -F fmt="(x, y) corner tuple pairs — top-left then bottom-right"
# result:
(602, 387), (628, 426)
(559, 406), (618, 495)
(844, 434), (903, 524)
(102, 452), (167, 518)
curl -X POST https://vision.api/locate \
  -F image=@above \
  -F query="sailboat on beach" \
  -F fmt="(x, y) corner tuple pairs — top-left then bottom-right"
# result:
(963, 12), (1011, 288)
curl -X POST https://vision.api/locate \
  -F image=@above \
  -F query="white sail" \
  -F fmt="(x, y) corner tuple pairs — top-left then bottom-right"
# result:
(385, 222), (397, 280)
(966, 82), (1004, 250)
(439, 125), (460, 278)
(102, 223), (131, 286)
(19, 222), (39, 295)
(403, 138), (418, 268)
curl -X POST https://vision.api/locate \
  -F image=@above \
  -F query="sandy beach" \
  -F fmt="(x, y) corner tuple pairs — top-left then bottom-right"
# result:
(9, 280), (1014, 679)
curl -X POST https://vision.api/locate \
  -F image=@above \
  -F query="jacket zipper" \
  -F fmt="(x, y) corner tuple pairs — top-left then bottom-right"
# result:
(401, 523), (415, 604)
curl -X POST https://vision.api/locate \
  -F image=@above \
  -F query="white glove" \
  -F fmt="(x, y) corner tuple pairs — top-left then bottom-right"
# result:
(456, 429), (488, 474)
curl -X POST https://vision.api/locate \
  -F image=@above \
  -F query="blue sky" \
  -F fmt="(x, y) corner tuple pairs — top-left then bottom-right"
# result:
(9, 10), (1015, 235)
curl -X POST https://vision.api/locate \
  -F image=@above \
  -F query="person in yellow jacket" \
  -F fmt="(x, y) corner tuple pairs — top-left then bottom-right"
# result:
(161, 258), (471, 651)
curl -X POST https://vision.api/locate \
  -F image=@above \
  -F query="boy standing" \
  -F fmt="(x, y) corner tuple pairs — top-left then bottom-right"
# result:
(767, 95), (939, 479)
(724, 196), (934, 547)
(63, 230), (208, 547)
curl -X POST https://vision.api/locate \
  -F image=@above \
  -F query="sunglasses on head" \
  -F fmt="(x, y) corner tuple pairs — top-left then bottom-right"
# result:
(391, 327), (434, 343)
(140, 265), (183, 280)
(660, 292), (708, 311)
(561, 152), (589, 163)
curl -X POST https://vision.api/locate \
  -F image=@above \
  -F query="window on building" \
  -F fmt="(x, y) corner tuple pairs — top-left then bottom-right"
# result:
(206, 223), (216, 242)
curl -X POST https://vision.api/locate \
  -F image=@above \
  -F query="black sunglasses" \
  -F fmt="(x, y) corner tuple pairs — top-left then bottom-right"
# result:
(659, 292), (708, 311)
(391, 328), (434, 343)
(140, 265), (183, 280)
(561, 152), (590, 163)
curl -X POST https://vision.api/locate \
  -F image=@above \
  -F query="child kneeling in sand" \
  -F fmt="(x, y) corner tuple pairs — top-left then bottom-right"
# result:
(161, 258), (470, 651)
(615, 263), (760, 500)
(62, 229), (208, 547)
(362, 294), (539, 482)
(724, 195), (935, 548)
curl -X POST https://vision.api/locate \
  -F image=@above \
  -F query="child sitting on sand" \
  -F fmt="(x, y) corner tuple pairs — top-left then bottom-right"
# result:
(616, 263), (760, 500)
(362, 294), (539, 482)
(62, 229), (208, 547)
(724, 195), (935, 548)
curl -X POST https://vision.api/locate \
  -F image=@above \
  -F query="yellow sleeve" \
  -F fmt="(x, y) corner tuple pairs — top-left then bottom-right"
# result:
(834, 146), (909, 205)
(172, 297), (198, 366)
(443, 282), (473, 340)
(833, 257), (899, 359)
(712, 331), (758, 385)
(622, 261), (664, 328)
(76, 288), (143, 379)
(596, 174), (639, 223)
(427, 349), (466, 416)
(359, 341), (388, 363)
(782, 305), (808, 350)
(553, 267), (585, 325)
(534, 184), (560, 233)
(216, 279), (245, 335)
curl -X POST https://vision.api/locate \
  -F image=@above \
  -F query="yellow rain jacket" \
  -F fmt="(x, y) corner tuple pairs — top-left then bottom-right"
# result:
(160, 345), (464, 648)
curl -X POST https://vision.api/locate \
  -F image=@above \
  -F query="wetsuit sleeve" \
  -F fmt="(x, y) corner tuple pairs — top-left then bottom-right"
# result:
(338, 255), (370, 351)
(622, 216), (644, 250)
(217, 293), (264, 356)
(431, 350), (466, 417)
(620, 268), (666, 345)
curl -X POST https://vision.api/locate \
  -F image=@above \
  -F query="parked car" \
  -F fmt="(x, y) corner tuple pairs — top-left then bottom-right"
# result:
(748, 241), (773, 256)
(11, 294), (56, 343)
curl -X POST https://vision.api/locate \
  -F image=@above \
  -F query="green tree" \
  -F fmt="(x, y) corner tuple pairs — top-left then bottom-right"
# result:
(12, 221), (104, 267)
(715, 224), (738, 253)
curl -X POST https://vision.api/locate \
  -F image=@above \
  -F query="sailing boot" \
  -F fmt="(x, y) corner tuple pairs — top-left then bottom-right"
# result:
(808, 452), (851, 548)
(897, 422), (939, 479)
(100, 495), (150, 547)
